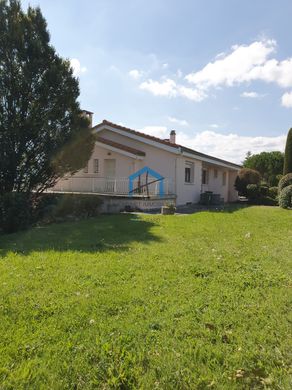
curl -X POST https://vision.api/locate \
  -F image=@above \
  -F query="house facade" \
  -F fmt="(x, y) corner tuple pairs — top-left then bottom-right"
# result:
(52, 113), (240, 207)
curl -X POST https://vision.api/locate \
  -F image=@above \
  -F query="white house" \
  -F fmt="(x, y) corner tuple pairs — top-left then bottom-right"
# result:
(52, 112), (240, 209)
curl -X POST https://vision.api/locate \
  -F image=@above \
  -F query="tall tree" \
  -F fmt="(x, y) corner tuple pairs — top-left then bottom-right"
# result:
(283, 128), (292, 175)
(0, 0), (94, 195)
(243, 151), (284, 186)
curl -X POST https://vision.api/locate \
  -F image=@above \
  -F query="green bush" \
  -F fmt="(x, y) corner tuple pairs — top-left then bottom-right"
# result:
(278, 173), (292, 192)
(234, 168), (261, 196)
(0, 192), (33, 234)
(39, 194), (103, 222)
(268, 186), (279, 199)
(279, 185), (292, 209)
(246, 184), (260, 200)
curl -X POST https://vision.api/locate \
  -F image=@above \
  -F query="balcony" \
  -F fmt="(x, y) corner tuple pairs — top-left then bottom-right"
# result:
(50, 176), (175, 198)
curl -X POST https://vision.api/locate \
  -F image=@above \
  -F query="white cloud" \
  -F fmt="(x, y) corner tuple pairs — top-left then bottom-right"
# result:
(70, 58), (87, 76)
(281, 91), (292, 107)
(162, 63), (169, 69)
(209, 124), (220, 128)
(139, 79), (207, 101)
(138, 124), (285, 163)
(177, 85), (207, 101)
(128, 69), (144, 80)
(140, 78), (177, 97)
(139, 126), (168, 139)
(186, 39), (276, 89)
(176, 130), (286, 163)
(240, 91), (265, 98)
(247, 58), (292, 88)
(168, 117), (189, 127)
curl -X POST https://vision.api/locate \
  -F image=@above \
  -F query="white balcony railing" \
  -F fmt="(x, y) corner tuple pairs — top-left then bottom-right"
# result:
(51, 176), (174, 197)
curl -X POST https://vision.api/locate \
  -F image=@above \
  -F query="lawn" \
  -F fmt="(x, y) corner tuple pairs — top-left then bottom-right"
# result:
(0, 206), (291, 389)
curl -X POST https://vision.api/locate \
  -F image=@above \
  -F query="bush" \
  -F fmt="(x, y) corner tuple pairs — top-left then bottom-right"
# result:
(0, 192), (33, 234)
(279, 185), (292, 209)
(38, 194), (103, 222)
(235, 168), (261, 196)
(268, 186), (279, 199)
(278, 173), (292, 192)
(246, 184), (260, 200)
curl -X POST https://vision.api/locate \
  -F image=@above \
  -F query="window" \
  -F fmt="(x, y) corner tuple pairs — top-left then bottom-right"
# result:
(93, 159), (99, 173)
(83, 163), (88, 173)
(214, 169), (218, 179)
(222, 172), (227, 186)
(185, 161), (194, 183)
(185, 167), (191, 183)
(202, 169), (209, 185)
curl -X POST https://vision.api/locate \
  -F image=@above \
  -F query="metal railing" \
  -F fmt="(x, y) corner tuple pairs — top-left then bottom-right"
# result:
(51, 176), (174, 197)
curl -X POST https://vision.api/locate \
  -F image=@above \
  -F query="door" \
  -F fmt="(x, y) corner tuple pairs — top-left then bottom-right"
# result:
(104, 159), (116, 192)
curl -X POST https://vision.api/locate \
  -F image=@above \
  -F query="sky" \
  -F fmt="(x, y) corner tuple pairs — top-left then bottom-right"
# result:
(21, 0), (292, 163)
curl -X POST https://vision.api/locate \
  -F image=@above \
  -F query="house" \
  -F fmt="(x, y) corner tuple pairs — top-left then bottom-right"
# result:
(52, 111), (241, 211)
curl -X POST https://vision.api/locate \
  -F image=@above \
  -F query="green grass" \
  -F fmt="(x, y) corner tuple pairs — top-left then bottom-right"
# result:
(0, 206), (291, 389)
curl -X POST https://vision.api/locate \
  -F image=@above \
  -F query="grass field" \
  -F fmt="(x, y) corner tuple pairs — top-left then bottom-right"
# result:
(0, 206), (291, 389)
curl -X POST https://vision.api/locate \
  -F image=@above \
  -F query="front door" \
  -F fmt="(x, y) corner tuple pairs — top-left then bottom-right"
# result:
(104, 159), (116, 192)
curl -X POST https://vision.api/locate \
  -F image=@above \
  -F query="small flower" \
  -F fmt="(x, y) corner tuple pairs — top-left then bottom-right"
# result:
(245, 232), (251, 239)
(89, 319), (95, 325)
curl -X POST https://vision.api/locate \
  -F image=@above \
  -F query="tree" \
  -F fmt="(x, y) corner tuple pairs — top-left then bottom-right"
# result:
(234, 168), (261, 196)
(243, 151), (284, 186)
(0, 0), (94, 195)
(283, 128), (292, 175)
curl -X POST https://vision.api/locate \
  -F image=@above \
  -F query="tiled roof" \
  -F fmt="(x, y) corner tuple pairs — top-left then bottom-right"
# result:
(96, 135), (145, 156)
(94, 120), (241, 169)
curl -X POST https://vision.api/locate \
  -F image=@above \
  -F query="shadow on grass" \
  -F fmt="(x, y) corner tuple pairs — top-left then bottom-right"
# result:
(0, 214), (160, 257)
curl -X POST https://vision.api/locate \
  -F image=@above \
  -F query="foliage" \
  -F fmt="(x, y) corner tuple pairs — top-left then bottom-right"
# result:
(278, 173), (292, 192)
(283, 128), (292, 175)
(0, 208), (291, 388)
(0, 192), (33, 233)
(243, 151), (284, 186)
(246, 184), (260, 200)
(234, 168), (261, 196)
(268, 186), (279, 200)
(245, 185), (277, 205)
(39, 194), (103, 222)
(279, 184), (292, 209)
(0, 0), (94, 194)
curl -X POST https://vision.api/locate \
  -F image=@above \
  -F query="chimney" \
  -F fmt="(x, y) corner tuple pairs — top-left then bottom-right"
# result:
(81, 110), (93, 128)
(169, 129), (176, 144)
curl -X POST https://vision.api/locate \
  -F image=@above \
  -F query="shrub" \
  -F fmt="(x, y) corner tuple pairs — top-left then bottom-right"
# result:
(268, 186), (279, 199)
(0, 192), (33, 234)
(279, 185), (292, 209)
(278, 173), (292, 192)
(234, 168), (261, 196)
(283, 128), (292, 174)
(39, 194), (103, 222)
(246, 184), (260, 200)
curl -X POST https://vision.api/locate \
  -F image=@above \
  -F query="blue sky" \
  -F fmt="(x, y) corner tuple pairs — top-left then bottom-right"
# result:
(21, 0), (292, 162)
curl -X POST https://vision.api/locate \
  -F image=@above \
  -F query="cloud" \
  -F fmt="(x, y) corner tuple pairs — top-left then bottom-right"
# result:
(128, 69), (144, 80)
(240, 91), (265, 98)
(139, 125), (169, 139)
(168, 117), (189, 127)
(176, 130), (286, 163)
(281, 91), (292, 107)
(70, 58), (87, 76)
(139, 79), (207, 101)
(209, 124), (220, 128)
(185, 39), (276, 88)
(138, 124), (285, 163)
(140, 79), (177, 97)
